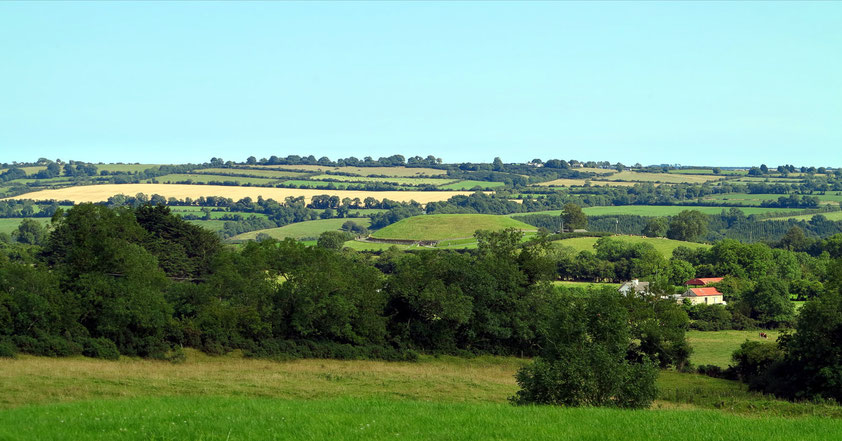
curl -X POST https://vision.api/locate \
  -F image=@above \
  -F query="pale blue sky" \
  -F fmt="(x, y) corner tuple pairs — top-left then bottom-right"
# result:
(1, 1), (840, 166)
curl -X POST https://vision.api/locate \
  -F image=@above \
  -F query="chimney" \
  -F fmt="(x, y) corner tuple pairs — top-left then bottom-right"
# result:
(632, 279), (639, 286)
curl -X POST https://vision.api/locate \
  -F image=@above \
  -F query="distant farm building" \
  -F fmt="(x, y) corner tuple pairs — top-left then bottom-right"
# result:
(679, 287), (725, 305)
(618, 279), (650, 296)
(684, 277), (724, 286)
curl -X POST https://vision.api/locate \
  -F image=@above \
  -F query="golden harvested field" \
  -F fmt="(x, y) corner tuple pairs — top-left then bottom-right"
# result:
(536, 178), (640, 187)
(594, 171), (723, 184)
(576, 167), (616, 175)
(7, 184), (473, 204)
(254, 165), (446, 177)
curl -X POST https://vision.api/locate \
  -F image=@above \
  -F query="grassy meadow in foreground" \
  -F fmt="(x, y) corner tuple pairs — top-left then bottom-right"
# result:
(2, 396), (841, 441)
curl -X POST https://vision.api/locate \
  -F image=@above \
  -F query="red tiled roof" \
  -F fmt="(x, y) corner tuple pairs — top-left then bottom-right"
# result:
(685, 277), (724, 286)
(687, 287), (723, 296)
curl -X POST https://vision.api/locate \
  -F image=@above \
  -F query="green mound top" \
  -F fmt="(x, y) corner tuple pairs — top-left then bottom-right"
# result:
(371, 214), (535, 241)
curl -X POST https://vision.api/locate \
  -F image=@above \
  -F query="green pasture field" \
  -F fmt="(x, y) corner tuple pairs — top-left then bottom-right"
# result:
(197, 168), (310, 179)
(702, 192), (842, 206)
(593, 170), (724, 184)
(553, 280), (620, 290)
(229, 218), (372, 242)
(669, 168), (748, 176)
(154, 173), (280, 185)
(2, 351), (842, 440)
(5, 177), (78, 187)
(0, 166), (47, 175)
(348, 208), (388, 215)
(0, 218), (50, 235)
(371, 214), (535, 241)
(4, 396), (841, 441)
(169, 208), (270, 220)
(343, 240), (412, 251)
(687, 330), (782, 368)
(281, 180), (356, 189)
(514, 205), (808, 218)
(553, 235), (711, 256)
(184, 219), (229, 232)
(438, 180), (507, 190)
(765, 211), (842, 222)
(255, 165), (447, 177)
(95, 164), (161, 173)
(310, 174), (457, 186)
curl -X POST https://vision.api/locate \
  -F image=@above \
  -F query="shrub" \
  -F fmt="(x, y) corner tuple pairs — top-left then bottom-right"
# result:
(82, 337), (120, 360)
(511, 291), (658, 409)
(0, 339), (16, 358)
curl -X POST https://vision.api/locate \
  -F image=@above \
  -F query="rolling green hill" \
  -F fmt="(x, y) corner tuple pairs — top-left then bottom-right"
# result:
(371, 214), (535, 241)
(230, 218), (371, 242)
(554, 235), (711, 256)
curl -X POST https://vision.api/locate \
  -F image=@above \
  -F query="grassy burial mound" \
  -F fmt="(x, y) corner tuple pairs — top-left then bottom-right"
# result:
(230, 218), (372, 242)
(370, 214), (536, 241)
(554, 235), (711, 257)
(6, 184), (474, 204)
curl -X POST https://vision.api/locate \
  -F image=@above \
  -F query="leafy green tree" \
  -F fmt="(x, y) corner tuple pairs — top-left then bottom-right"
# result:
(385, 251), (474, 351)
(561, 203), (587, 231)
(736, 277), (795, 327)
(771, 289), (842, 401)
(667, 210), (708, 242)
(12, 219), (47, 246)
(642, 217), (668, 238)
(317, 231), (353, 250)
(511, 289), (657, 408)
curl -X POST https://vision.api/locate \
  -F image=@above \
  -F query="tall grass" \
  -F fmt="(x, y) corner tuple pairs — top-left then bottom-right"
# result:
(1, 397), (840, 441)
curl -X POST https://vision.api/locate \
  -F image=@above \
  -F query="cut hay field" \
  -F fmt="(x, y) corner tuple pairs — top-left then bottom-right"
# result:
(371, 214), (535, 241)
(254, 165), (446, 177)
(310, 174), (457, 186)
(553, 235), (711, 256)
(230, 218), (372, 242)
(0, 218), (50, 235)
(687, 330), (782, 368)
(536, 178), (639, 187)
(594, 171), (724, 184)
(6, 184), (473, 204)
